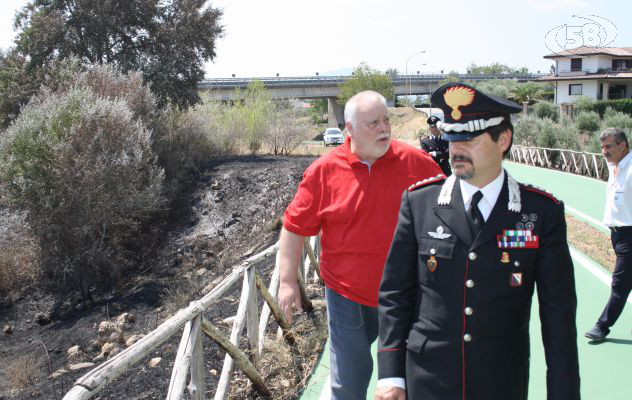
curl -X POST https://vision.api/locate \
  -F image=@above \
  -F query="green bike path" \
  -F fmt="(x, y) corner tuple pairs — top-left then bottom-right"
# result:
(301, 161), (632, 400)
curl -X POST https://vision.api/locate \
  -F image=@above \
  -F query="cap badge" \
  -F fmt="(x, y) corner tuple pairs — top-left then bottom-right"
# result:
(444, 86), (475, 121)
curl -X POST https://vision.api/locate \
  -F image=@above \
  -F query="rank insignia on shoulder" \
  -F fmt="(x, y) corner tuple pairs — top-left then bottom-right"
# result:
(520, 184), (560, 204)
(408, 174), (446, 191)
(497, 230), (539, 249)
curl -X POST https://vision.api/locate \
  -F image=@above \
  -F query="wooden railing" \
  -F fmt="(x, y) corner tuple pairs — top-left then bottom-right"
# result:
(62, 236), (322, 400)
(510, 145), (609, 181)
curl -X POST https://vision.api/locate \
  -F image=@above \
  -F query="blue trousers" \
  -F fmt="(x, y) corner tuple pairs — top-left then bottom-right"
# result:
(325, 287), (378, 400)
(597, 228), (632, 332)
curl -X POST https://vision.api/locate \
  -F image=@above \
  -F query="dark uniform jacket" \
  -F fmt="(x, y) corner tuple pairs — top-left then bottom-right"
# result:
(378, 172), (580, 400)
(420, 135), (451, 176)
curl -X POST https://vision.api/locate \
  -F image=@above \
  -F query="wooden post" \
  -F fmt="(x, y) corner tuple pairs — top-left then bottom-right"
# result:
(215, 273), (252, 400)
(258, 251), (281, 354)
(245, 267), (260, 364)
(304, 237), (322, 283)
(201, 318), (271, 397)
(167, 314), (203, 400)
(255, 272), (295, 344)
(189, 315), (206, 400)
(296, 267), (314, 312)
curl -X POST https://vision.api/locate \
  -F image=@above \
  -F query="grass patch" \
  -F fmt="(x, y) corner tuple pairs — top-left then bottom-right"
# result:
(6, 354), (43, 393)
(565, 213), (615, 273)
(0, 230), (40, 299)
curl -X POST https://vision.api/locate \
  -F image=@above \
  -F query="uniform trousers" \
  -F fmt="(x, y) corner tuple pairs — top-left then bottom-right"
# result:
(597, 228), (632, 332)
(325, 287), (378, 400)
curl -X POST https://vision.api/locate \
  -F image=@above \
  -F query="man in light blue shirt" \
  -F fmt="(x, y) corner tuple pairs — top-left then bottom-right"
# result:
(585, 127), (632, 342)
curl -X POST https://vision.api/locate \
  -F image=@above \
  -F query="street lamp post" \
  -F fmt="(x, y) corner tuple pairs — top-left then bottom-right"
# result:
(405, 50), (426, 102)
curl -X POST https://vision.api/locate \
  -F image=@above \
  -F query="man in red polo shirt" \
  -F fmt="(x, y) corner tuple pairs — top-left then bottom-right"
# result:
(277, 90), (442, 400)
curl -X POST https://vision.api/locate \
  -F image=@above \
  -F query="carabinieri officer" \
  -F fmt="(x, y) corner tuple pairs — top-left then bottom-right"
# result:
(420, 115), (451, 176)
(375, 83), (580, 400)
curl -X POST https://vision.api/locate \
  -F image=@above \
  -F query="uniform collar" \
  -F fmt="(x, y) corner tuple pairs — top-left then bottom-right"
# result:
(460, 169), (505, 210)
(343, 135), (398, 166)
(438, 168), (521, 212)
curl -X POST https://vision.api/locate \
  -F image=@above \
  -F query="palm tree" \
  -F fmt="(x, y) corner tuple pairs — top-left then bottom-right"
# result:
(511, 82), (541, 104)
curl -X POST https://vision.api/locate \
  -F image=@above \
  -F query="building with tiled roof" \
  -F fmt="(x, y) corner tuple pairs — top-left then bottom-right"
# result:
(537, 46), (632, 104)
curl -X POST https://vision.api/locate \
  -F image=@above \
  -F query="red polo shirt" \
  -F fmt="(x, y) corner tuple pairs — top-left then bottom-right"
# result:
(283, 137), (442, 306)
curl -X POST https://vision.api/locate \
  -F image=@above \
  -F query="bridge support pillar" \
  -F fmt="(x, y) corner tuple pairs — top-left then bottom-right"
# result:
(327, 98), (345, 129)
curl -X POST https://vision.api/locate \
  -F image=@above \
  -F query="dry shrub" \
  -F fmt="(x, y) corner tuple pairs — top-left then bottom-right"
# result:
(263, 105), (313, 156)
(6, 354), (43, 392)
(0, 85), (165, 299)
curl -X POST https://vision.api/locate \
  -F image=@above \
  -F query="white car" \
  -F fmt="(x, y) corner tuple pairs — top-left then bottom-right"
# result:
(323, 128), (344, 146)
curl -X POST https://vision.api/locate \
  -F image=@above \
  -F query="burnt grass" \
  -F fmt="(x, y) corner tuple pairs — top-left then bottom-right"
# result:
(0, 155), (329, 400)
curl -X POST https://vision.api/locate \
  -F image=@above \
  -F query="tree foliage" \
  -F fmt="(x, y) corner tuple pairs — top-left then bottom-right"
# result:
(11, 0), (223, 109)
(467, 62), (529, 75)
(337, 63), (394, 105)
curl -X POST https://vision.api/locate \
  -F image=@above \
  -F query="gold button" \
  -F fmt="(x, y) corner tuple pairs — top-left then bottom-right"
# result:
(465, 307), (473, 316)
(464, 334), (472, 342)
(468, 252), (477, 261)
(466, 280), (475, 288)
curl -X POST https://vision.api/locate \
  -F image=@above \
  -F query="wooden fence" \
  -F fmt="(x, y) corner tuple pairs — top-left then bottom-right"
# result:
(62, 236), (322, 400)
(510, 145), (609, 181)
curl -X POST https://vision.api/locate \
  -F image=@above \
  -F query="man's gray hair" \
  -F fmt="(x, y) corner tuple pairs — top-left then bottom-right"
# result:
(344, 91), (388, 127)
(600, 127), (629, 147)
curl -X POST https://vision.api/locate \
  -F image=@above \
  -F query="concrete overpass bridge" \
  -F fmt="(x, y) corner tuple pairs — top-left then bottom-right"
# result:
(198, 73), (544, 127)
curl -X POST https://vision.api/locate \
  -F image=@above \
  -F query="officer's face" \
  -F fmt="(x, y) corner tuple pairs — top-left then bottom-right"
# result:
(346, 97), (391, 164)
(449, 130), (510, 186)
(429, 126), (441, 137)
(601, 136), (629, 164)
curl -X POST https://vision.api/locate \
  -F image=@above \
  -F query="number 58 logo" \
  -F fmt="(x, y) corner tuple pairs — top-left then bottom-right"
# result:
(545, 15), (617, 56)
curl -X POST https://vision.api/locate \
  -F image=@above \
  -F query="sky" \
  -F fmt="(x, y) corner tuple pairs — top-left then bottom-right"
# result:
(1, 0), (631, 78)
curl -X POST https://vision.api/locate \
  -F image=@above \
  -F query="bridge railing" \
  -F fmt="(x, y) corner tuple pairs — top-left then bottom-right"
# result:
(198, 73), (546, 89)
(62, 236), (322, 400)
(510, 145), (608, 181)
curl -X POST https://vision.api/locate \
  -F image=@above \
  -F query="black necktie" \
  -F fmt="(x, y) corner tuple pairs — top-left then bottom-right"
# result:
(468, 191), (484, 237)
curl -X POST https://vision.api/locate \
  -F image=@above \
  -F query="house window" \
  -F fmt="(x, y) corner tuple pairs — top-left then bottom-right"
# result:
(570, 58), (582, 72)
(612, 59), (632, 70)
(609, 85), (627, 99)
(569, 84), (583, 95)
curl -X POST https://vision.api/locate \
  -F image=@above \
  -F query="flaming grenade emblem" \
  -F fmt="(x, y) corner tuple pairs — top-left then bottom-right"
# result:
(444, 86), (475, 120)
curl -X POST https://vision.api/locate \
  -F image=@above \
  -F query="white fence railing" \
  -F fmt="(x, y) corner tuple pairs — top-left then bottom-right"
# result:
(62, 236), (322, 400)
(510, 145), (608, 181)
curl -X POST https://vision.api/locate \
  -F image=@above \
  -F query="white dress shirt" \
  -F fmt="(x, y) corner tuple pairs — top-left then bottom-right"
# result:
(459, 169), (505, 222)
(376, 170), (505, 391)
(603, 151), (632, 227)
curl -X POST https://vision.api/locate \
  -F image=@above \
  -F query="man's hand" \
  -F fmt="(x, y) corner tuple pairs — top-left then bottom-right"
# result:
(278, 280), (302, 324)
(374, 386), (406, 400)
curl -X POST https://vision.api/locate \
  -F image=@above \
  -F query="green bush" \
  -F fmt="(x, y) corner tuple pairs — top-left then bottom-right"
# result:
(601, 107), (632, 135)
(533, 101), (558, 122)
(572, 96), (596, 113)
(535, 118), (558, 148)
(575, 111), (600, 132)
(577, 98), (632, 117)
(0, 79), (164, 299)
(513, 115), (540, 146)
